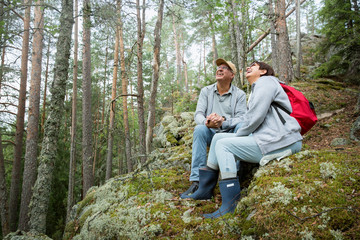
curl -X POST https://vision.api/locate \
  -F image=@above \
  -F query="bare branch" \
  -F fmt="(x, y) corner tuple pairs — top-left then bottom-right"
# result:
(0, 110), (17, 115)
(1, 83), (20, 92)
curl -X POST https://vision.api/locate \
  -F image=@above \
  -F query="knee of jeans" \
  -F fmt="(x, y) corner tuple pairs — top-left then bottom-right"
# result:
(193, 125), (209, 136)
(214, 139), (228, 153)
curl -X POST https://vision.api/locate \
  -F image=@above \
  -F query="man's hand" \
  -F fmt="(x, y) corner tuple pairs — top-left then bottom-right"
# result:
(206, 113), (224, 128)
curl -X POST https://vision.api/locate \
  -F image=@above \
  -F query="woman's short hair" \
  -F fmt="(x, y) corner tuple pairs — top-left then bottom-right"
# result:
(251, 61), (275, 76)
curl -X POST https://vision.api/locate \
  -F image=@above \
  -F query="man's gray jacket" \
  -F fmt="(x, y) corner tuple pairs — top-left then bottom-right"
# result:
(194, 83), (246, 131)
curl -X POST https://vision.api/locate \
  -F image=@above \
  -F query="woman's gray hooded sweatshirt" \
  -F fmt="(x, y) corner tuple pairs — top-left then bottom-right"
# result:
(236, 76), (303, 154)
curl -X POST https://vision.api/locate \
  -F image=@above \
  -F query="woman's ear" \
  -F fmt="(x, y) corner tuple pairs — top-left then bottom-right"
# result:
(259, 69), (267, 76)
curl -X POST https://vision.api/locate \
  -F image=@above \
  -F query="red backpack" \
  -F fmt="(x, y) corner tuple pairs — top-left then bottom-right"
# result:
(272, 82), (318, 135)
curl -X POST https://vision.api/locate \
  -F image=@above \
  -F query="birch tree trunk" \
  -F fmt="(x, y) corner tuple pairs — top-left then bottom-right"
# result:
(172, 13), (181, 87)
(146, 0), (164, 154)
(275, 0), (294, 84)
(119, 0), (132, 173)
(106, 4), (120, 180)
(136, 0), (147, 165)
(269, 0), (278, 74)
(229, 0), (244, 87)
(9, 0), (32, 231)
(66, 0), (79, 223)
(82, 0), (94, 196)
(41, 38), (51, 136)
(28, 0), (73, 233)
(295, 0), (302, 79)
(19, 0), (44, 231)
(209, 11), (218, 67)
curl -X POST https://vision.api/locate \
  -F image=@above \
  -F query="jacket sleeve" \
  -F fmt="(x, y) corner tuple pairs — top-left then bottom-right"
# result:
(221, 89), (247, 130)
(236, 77), (277, 136)
(194, 87), (208, 125)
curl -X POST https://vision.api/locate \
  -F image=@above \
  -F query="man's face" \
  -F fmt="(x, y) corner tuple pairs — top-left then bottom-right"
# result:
(216, 64), (234, 82)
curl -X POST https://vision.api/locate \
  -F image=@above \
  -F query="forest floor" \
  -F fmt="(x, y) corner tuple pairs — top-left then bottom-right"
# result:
(297, 78), (359, 154)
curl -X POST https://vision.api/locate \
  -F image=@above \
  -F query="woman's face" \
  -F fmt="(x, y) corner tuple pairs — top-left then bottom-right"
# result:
(245, 62), (267, 83)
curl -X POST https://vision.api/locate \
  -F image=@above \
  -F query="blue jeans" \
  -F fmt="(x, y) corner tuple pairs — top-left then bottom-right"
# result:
(189, 124), (241, 181)
(207, 133), (302, 179)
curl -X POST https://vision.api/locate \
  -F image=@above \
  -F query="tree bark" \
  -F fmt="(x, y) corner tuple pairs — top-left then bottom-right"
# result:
(136, 0), (147, 165)
(66, 0), (79, 223)
(118, 0), (132, 173)
(275, 0), (294, 84)
(41, 38), (51, 136)
(295, 0), (302, 79)
(29, 0), (73, 233)
(146, 0), (164, 154)
(209, 11), (218, 67)
(229, 0), (244, 87)
(82, 0), (94, 196)
(9, 0), (32, 231)
(106, 2), (120, 180)
(268, 0), (279, 74)
(0, 6), (9, 235)
(172, 13), (181, 87)
(0, 132), (9, 236)
(19, 0), (44, 231)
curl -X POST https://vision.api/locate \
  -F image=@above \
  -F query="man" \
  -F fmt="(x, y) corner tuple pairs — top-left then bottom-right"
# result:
(180, 58), (246, 198)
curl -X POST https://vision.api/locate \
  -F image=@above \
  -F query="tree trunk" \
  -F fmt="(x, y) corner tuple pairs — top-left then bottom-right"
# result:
(209, 11), (218, 67)
(146, 0), (164, 154)
(0, 5), (9, 235)
(9, 0), (32, 231)
(268, 0), (278, 74)
(106, 3), (120, 180)
(118, 0), (132, 173)
(136, 0), (147, 165)
(101, 42), (109, 125)
(275, 0), (294, 84)
(19, 0), (44, 231)
(229, 0), (244, 87)
(28, 0), (73, 233)
(0, 132), (9, 236)
(295, 0), (302, 79)
(82, 0), (93, 196)
(172, 13), (181, 87)
(41, 38), (51, 137)
(0, 43), (10, 236)
(66, 0), (79, 223)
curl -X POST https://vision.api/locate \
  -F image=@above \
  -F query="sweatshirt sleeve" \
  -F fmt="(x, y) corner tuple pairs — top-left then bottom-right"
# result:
(236, 77), (278, 136)
(194, 87), (208, 125)
(221, 89), (246, 130)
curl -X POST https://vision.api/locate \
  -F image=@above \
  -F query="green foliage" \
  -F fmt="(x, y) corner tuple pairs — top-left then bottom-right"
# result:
(315, 0), (360, 82)
(173, 91), (197, 114)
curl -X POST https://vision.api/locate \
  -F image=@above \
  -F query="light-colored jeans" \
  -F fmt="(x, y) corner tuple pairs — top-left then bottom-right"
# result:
(207, 133), (302, 180)
(189, 125), (241, 181)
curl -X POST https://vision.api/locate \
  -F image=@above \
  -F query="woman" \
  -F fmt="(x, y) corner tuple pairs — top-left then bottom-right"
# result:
(182, 61), (303, 219)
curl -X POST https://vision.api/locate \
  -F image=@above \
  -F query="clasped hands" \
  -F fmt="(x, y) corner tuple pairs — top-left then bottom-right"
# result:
(206, 113), (224, 128)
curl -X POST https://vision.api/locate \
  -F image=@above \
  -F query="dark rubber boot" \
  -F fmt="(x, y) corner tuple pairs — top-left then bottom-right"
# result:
(180, 182), (199, 198)
(181, 168), (219, 200)
(203, 178), (241, 219)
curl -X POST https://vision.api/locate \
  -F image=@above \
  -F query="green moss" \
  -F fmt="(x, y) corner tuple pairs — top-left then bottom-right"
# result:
(76, 190), (96, 215)
(166, 132), (178, 145)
